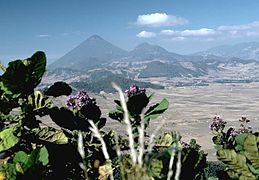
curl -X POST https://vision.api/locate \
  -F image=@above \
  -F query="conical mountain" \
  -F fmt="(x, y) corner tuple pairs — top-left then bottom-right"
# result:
(51, 35), (128, 69)
(129, 42), (182, 61)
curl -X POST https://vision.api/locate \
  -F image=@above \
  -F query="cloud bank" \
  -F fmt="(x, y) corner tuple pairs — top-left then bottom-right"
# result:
(137, 20), (259, 41)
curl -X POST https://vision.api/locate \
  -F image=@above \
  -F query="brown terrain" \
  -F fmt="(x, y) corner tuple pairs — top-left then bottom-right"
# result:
(46, 83), (259, 161)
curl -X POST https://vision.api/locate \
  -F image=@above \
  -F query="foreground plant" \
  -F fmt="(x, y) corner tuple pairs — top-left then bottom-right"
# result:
(210, 116), (259, 179)
(0, 52), (108, 179)
(1, 52), (208, 179)
(109, 84), (169, 144)
(210, 116), (252, 149)
(82, 84), (207, 180)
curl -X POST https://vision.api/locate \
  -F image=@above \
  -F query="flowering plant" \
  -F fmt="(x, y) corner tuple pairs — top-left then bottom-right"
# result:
(229, 117), (252, 136)
(210, 116), (253, 149)
(210, 116), (227, 133)
(125, 84), (146, 97)
(66, 91), (96, 109)
(109, 84), (169, 144)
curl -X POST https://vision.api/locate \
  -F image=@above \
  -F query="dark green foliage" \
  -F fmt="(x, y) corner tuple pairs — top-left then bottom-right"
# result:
(0, 52), (46, 96)
(204, 161), (227, 180)
(49, 107), (88, 131)
(44, 81), (72, 97)
(210, 117), (259, 179)
(27, 90), (53, 117)
(32, 127), (68, 144)
(109, 90), (169, 144)
(0, 146), (49, 179)
(0, 52), (108, 179)
(146, 132), (207, 180)
(109, 92), (168, 129)
(217, 133), (259, 179)
(0, 126), (21, 152)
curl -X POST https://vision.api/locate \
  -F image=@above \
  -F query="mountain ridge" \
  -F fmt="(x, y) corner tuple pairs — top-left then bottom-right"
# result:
(195, 42), (259, 61)
(51, 35), (259, 70)
(42, 35), (259, 93)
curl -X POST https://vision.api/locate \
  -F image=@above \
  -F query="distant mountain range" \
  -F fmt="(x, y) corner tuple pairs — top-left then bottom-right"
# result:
(51, 35), (186, 70)
(43, 35), (259, 93)
(195, 42), (259, 61)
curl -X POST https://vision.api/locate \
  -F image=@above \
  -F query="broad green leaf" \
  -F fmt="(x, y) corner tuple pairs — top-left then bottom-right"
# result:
(13, 151), (28, 174)
(23, 146), (48, 171)
(0, 60), (29, 95)
(243, 134), (259, 169)
(127, 93), (149, 116)
(144, 98), (169, 123)
(38, 146), (49, 166)
(28, 90), (53, 114)
(0, 126), (20, 152)
(0, 52), (46, 96)
(32, 127), (68, 144)
(13, 151), (28, 164)
(13, 146), (49, 173)
(80, 103), (101, 121)
(44, 81), (72, 97)
(217, 149), (255, 178)
(235, 133), (249, 152)
(22, 51), (46, 87)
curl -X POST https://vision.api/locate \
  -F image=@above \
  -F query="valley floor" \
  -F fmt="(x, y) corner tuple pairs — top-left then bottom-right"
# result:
(46, 83), (259, 161)
(102, 83), (259, 161)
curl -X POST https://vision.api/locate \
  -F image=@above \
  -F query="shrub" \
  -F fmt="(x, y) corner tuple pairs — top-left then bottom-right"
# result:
(210, 116), (259, 179)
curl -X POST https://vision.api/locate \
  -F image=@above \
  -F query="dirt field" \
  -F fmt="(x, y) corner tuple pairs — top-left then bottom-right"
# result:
(48, 83), (259, 161)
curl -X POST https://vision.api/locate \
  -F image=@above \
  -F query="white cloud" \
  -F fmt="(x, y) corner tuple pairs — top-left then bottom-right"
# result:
(137, 31), (156, 38)
(159, 21), (259, 41)
(216, 21), (259, 38)
(217, 21), (259, 31)
(36, 34), (50, 38)
(160, 29), (178, 36)
(136, 13), (188, 27)
(160, 28), (216, 38)
(181, 28), (216, 36)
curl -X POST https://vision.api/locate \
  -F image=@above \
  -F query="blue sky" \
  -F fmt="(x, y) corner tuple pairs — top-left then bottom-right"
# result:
(1, 0), (259, 64)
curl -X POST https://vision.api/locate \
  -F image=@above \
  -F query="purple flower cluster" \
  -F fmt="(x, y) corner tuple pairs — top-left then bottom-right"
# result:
(229, 128), (242, 136)
(229, 117), (252, 137)
(66, 91), (96, 109)
(125, 84), (146, 97)
(210, 116), (227, 132)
